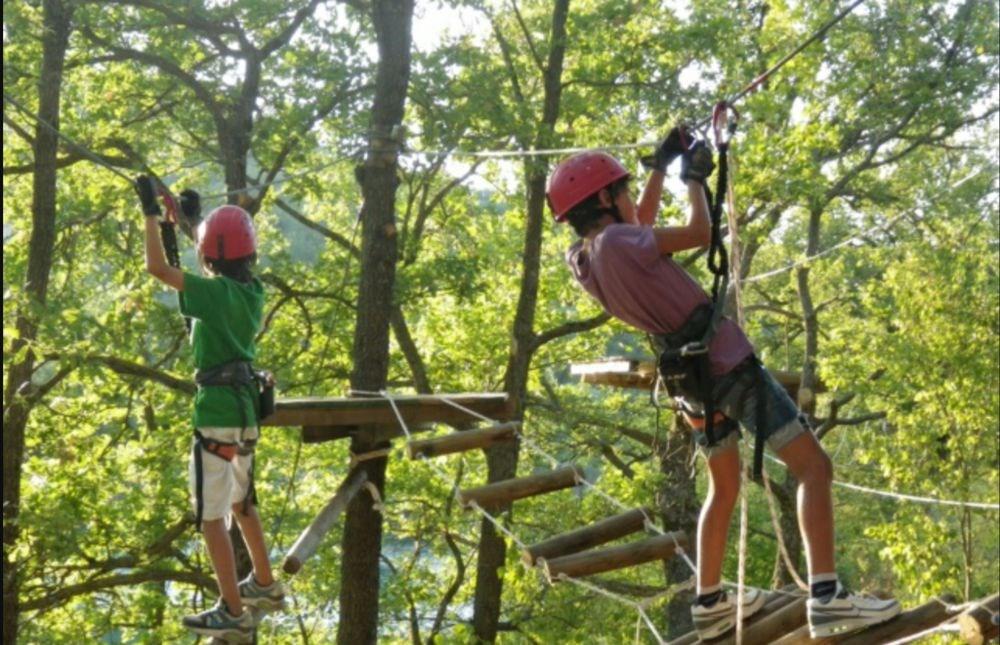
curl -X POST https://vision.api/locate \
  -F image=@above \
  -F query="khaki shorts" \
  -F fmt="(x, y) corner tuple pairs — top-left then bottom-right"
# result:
(189, 427), (259, 524)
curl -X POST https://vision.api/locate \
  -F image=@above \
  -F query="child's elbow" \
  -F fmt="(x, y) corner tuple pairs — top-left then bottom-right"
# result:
(146, 260), (166, 280)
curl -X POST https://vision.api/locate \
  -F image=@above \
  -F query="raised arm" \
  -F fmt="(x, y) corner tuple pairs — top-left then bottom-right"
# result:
(136, 176), (185, 291)
(652, 141), (716, 255)
(652, 180), (711, 254)
(636, 126), (689, 227)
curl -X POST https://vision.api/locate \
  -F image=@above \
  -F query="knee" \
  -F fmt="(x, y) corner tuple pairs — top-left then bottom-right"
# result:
(800, 450), (833, 488)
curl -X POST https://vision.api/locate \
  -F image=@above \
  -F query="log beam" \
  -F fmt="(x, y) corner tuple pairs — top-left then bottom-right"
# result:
(543, 531), (688, 582)
(408, 422), (520, 460)
(458, 466), (581, 511)
(521, 508), (651, 566)
(283, 469), (369, 575)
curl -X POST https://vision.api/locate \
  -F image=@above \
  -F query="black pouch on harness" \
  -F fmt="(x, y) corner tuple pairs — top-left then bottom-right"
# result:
(255, 370), (275, 420)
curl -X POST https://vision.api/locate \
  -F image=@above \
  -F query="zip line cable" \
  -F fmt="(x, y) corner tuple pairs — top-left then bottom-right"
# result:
(3, 91), (134, 183)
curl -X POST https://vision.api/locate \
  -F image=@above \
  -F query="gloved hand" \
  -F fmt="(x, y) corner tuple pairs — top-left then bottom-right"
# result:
(179, 189), (202, 223)
(640, 125), (689, 172)
(679, 140), (715, 185)
(134, 175), (161, 217)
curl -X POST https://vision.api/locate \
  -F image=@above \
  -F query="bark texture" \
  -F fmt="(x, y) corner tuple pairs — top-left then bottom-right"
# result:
(336, 1), (413, 643)
(471, 0), (570, 639)
(2, 2), (74, 642)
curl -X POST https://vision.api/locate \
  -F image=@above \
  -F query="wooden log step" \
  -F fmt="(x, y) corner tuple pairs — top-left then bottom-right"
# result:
(543, 531), (687, 582)
(283, 469), (369, 575)
(773, 594), (957, 645)
(407, 422), (520, 459)
(959, 593), (999, 645)
(726, 595), (807, 645)
(458, 465), (581, 511)
(522, 507), (651, 566)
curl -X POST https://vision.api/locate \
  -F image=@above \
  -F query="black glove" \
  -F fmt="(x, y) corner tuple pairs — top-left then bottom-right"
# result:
(134, 175), (161, 217)
(640, 125), (689, 172)
(679, 140), (715, 185)
(179, 189), (202, 223)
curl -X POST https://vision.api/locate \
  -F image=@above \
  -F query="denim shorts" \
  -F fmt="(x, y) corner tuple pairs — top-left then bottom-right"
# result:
(684, 359), (807, 458)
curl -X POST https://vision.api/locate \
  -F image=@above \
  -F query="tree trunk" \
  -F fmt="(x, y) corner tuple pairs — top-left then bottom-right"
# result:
(471, 1), (570, 640)
(336, 1), (412, 643)
(659, 417), (699, 637)
(2, 2), (74, 642)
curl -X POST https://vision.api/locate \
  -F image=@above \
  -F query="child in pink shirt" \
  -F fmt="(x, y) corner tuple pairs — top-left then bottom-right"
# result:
(549, 128), (899, 639)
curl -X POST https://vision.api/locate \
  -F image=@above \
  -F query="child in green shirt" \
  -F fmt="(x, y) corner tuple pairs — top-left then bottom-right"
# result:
(136, 177), (284, 643)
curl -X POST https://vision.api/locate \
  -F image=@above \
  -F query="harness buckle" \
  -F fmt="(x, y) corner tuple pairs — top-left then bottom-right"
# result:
(679, 342), (708, 357)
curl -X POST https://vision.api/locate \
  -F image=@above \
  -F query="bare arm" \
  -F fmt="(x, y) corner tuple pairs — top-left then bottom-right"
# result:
(635, 169), (665, 227)
(652, 180), (711, 254)
(145, 217), (185, 291)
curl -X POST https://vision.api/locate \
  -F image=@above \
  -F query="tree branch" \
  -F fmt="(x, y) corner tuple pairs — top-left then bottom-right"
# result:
(259, 0), (326, 58)
(530, 312), (611, 352)
(273, 197), (360, 258)
(21, 569), (213, 613)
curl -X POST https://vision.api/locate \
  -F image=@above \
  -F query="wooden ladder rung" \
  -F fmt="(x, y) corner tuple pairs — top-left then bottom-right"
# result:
(542, 531), (688, 582)
(457, 465), (581, 510)
(407, 422), (520, 459)
(522, 507), (651, 566)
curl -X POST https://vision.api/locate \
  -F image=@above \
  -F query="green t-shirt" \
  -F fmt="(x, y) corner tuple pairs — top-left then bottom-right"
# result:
(180, 272), (265, 428)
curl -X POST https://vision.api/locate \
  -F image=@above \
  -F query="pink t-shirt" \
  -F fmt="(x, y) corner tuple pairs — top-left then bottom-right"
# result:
(567, 224), (754, 376)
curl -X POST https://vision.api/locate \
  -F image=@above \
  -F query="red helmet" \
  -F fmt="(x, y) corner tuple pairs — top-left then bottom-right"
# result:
(547, 151), (631, 222)
(197, 205), (257, 260)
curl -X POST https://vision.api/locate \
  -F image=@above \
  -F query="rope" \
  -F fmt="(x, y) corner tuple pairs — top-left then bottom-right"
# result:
(760, 471), (810, 590)
(735, 465), (750, 645)
(762, 454), (1000, 511)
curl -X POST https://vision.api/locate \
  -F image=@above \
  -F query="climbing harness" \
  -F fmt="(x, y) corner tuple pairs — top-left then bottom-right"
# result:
(191, 359), (275, 528)
(652, 104), (772, 480)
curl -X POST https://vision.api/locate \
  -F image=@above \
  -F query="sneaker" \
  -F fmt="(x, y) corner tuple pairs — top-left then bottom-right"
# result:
(238, 574), (286, 613)
(691, 587), (767, 640)
(181, 601), (254, 643)
(807, 584), (901, 638)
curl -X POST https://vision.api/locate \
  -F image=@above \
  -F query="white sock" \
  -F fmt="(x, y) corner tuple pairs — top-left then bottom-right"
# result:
(697, 583), (723, 597)
(808, 572), (839, 585)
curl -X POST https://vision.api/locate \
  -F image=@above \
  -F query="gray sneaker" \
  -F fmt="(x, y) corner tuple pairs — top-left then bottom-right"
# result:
(807, 584), (901, 638)
(238, 574), (286, 613)
(691, 587), (767, 640)
(182, 601), (254, 643)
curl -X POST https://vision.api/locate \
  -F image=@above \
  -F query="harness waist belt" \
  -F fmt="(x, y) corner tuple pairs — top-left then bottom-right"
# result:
(195, 360), (256, 388)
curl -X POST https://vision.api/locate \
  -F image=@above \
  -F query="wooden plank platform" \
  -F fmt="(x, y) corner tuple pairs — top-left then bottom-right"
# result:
(261, 393), (515, 443)
(570, 358), (822, 396)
